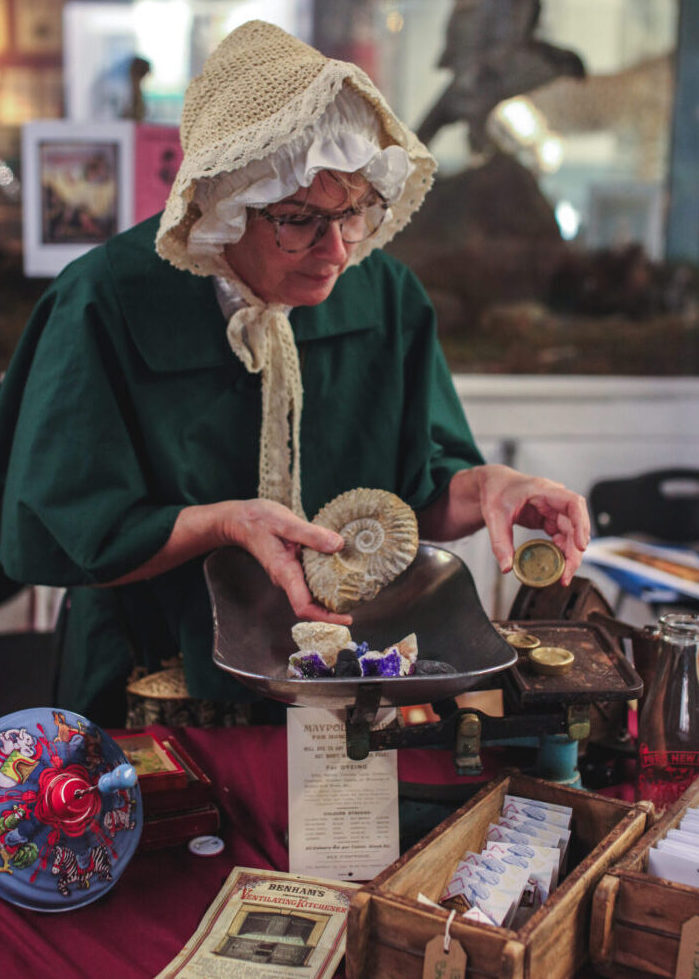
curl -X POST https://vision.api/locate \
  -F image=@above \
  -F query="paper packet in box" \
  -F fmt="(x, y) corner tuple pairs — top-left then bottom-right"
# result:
(463, 905), (497, 926)
(484, 839), (559, 902)
(417, 892), (444, 911)
(486, 821), (565, 876)
(502, 797), (572, 829)
(442, 858), (501, 903)
(492, 818), (562, 851)
(457, 852), (529, 911)
(678, 815), (699, 837)
(501, 812), (571, 848)
(486, 821), (551, 849)
(417, 891), (495, 925)
(656, 838), (699, 871)
(498, 816), (570, 865)
(648, 843), (699, 888)
(504, 794), (573, 820)
(656, 838), (699, 860)
(677, 814), (699, 849)
(666, 828), (699, 856)
(440, 861), (517, 926)
(418, 891), (498, 926)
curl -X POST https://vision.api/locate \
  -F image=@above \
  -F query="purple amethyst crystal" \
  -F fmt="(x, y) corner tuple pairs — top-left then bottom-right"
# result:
(288, 651), (333, 678)
(358, 648), (403, 677)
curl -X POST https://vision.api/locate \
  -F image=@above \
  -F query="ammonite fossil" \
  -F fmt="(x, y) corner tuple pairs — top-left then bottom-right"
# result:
(302, 488), (419, 612)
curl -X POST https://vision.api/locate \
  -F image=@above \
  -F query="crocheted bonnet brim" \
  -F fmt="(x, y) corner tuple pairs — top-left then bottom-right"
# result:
(156, 19), (436, 274)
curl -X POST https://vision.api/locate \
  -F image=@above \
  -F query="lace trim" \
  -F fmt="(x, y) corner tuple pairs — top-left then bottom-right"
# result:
(226, 303), (304, 517)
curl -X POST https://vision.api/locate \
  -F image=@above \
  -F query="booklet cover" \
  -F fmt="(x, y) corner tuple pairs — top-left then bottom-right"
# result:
(155, 867), (359, 978)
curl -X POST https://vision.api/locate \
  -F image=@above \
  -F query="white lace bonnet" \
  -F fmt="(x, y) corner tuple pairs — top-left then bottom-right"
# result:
(156, 20), (436, 516)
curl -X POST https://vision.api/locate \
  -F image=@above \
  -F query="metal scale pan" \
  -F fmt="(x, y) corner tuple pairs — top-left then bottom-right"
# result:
(204, 543), (517, 710)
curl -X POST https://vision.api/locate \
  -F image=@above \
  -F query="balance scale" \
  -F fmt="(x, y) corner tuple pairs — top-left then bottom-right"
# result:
(205, 545), (642, 789)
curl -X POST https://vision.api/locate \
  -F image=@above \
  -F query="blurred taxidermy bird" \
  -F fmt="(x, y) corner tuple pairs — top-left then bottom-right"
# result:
(416, 0), (586, 154)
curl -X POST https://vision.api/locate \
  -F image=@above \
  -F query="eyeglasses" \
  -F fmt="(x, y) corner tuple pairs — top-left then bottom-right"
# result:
(257, 197), (389, 253)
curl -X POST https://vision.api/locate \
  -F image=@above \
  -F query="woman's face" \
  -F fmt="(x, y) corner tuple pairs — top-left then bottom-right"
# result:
(224, 171), (369, 306)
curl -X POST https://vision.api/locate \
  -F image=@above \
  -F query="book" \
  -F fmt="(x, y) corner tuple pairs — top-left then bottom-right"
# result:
(139, 803), (221, 852)
(114, 732), (188, 794)
(584, 537), (699, 600)
(141, 736), (216, 816)
(114, 733), (220, 849)
(155, 866), (359, 978)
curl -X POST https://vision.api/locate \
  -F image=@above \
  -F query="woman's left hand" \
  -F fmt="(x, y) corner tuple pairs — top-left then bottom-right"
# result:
(419, 464), (591, 586)
(474, 465), (590, 586)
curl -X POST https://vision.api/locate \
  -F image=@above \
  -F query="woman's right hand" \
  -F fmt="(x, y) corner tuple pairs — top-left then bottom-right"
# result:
(221, 499), (352, 624)
(105, 498), (352, 625)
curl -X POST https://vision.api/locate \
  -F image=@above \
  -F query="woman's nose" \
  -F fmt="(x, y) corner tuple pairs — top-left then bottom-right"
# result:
(312, 219), (349, 262)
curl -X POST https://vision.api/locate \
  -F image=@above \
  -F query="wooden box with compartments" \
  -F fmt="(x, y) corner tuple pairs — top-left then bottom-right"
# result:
(346, 771), (650, 979)
(590, 779), (699, 978)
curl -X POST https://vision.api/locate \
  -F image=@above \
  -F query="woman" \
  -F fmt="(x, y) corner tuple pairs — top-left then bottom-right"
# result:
(0, 21), (589, 724)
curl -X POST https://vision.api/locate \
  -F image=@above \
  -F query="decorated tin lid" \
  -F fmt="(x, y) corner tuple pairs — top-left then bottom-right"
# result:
(513, 539), (565, 588)
(0, 707), (143, 912)
(528, 646), (575, 675)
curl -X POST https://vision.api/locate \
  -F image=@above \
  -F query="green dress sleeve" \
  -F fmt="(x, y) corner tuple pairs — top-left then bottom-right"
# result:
(0, 251), (183, 586)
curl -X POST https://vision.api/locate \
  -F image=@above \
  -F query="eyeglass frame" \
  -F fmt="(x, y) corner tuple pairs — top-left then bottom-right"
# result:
(255, 194), (389, 253)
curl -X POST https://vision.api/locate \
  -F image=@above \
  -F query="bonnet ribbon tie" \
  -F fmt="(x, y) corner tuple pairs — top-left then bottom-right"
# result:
(226, 304), (305, 519)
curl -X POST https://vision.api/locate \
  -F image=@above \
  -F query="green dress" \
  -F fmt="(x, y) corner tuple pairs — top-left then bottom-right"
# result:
(0, 214), (483, 720)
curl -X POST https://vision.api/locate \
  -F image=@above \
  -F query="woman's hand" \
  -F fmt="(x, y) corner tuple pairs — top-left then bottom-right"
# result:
(104, 498), (351, 625)
(221, 499), (352, 624)
(418, 464), (590, 586)
(472, 465), (590, 585)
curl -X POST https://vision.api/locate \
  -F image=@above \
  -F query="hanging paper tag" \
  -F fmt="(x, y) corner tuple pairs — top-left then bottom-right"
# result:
(675, 915), (699, 979)
(422, 911), (467, 979)
(422, 934), (467, 978)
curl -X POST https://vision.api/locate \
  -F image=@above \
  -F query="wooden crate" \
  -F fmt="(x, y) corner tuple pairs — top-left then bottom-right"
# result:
(346, 771), (649, 979)
(590, 780), (699, 977)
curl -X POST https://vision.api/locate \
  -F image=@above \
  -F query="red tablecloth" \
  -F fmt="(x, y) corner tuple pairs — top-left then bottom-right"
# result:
(0, 724), (633, 978)
(1, 724), (509, 979)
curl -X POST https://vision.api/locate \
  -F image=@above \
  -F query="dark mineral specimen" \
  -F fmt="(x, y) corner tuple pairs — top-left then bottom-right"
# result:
(334, 648), (362, 677)
(412, 660), (457, 675)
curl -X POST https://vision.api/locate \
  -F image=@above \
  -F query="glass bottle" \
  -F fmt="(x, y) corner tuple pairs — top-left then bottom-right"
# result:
(637, 612), (699, 811)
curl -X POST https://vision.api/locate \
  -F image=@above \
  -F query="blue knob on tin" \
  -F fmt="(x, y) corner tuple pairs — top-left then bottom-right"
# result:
(97, 763), (138, 795)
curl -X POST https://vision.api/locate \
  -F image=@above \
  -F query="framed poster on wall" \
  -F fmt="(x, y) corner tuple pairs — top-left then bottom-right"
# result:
(0, 0), (9, 56)
(132, 123), (182, 224)
(14, 0), (63, 56)
(21, 119), (134, 277)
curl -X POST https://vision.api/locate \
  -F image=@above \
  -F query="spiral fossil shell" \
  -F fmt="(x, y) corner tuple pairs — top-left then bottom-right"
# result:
(302, 488), (419, 613)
